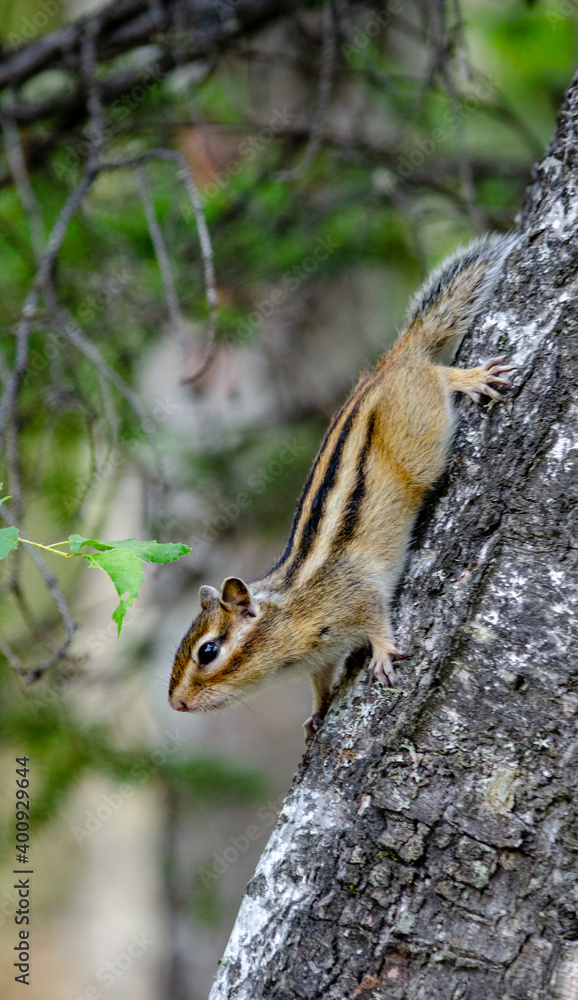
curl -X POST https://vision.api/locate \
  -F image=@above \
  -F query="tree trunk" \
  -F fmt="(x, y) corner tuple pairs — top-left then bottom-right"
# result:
(207, 71), (578, 1000)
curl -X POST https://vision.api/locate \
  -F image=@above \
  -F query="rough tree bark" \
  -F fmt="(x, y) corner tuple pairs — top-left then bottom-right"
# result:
(207, 72), (578, 1000)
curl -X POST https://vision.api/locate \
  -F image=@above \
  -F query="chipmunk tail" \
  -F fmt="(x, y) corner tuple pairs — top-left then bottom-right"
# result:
(400, 231), (517, 358)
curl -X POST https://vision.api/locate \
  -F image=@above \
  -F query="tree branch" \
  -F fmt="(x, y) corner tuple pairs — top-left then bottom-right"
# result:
(0, 0), (366, 127)
(207, 68), (578, 1000)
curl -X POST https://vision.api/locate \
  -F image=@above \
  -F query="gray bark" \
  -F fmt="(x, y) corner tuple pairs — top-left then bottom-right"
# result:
(208, 72), (578, 1000)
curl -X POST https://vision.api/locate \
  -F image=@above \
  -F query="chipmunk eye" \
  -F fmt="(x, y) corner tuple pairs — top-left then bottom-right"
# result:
(198, 640), (220, 666)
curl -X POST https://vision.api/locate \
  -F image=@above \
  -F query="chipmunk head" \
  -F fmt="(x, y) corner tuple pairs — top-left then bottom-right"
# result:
(169, 576), (276, 713)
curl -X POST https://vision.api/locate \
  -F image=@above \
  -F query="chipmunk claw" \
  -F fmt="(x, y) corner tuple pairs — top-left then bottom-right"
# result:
(370, 656), (400, 687)
(464, 355), (518, 404)
(303, 711), (324, 745)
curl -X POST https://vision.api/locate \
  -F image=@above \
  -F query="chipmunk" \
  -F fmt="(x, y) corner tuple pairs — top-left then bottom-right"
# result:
(169, 232), (517, 742)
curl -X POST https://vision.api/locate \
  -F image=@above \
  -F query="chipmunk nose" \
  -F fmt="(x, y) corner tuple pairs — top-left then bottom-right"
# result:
(172, 697), (189, 712)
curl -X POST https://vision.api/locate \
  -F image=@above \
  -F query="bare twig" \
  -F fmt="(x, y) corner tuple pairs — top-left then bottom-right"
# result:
(45, 301), (154, 434)
(2, 109), (45, 263)
(137, 166), (189, 371)
(0, 0), (339, 128)
(0, 32), (105, 676)
(174, 151), (218, 382)
(0, 343), (22, 520)
(98, 148), (219, 382)
(481, 88), (544, 157)
(0, 33), (105, 455)
(0, 167), (98, 456)
(449, 0), (470, 82)
(427, 0), (486, 232)
(0, 503), (76, 679)
(0, 636), (22, 670)
(80, 27), (106, 171)
(25, 641), (76, 683)
(0, 93), (217, 675)
(278, 2), (336, 181)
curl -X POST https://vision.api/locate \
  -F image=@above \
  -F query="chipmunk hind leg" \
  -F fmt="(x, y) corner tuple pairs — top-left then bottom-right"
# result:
(304, 662), (337, 744)
(375, 354), (455, 489)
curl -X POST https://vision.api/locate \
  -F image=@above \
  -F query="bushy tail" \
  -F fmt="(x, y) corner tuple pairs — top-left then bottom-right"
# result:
(400, 231), (516, 358)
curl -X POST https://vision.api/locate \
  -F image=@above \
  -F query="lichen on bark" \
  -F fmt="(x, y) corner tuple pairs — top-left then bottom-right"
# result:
(208, 71), (578, 1000)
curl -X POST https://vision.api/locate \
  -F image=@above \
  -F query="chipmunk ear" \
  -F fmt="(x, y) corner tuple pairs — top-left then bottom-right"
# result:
(219, 577), (257, 618)
(199, 585), (219, 610)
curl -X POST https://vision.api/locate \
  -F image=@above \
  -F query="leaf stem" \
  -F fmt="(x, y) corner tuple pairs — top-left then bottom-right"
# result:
(19, 538), (75, 558)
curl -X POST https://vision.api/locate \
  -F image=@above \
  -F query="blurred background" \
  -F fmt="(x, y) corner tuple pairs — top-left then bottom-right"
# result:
(0, 1), (576, 997)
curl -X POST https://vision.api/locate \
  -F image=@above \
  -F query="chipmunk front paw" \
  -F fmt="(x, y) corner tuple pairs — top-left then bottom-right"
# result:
(464, 356), (518, 403)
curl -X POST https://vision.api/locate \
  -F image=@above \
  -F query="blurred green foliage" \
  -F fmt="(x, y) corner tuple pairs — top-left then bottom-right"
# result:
(0, 0), (576, 932)
(0, 655), (266, 837)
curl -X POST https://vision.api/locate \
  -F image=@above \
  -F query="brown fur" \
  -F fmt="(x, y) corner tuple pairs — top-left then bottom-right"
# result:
(169, 233), (517, 739)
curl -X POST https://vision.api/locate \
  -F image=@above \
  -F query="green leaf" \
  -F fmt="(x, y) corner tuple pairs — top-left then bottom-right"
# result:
(112, 597), (134, 633)
(107, 538), (192, 564)
(0, 526), (19, 560)
(72, 535), (192, 634)
(83, 549), (145, 635)
(68, 533), (115, 555)
(69, 534), (191, 564)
